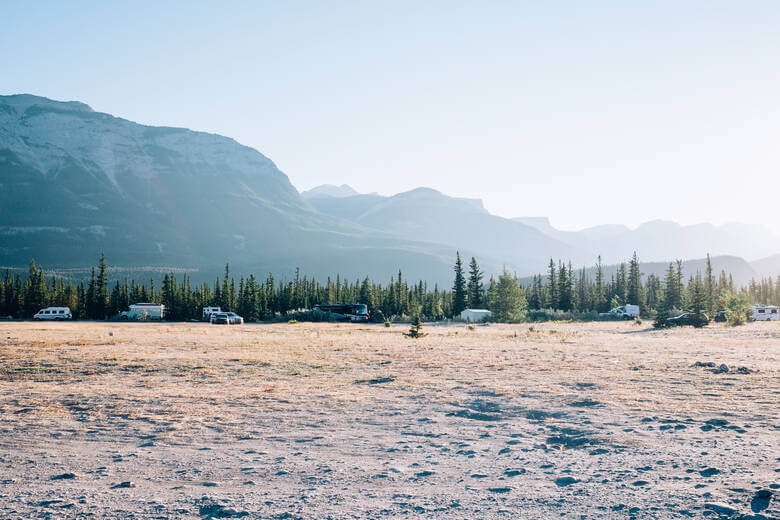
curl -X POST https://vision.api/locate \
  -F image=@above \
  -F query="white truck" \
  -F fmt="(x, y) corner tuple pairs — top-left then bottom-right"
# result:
(120, 303), (165, 321)
(600, 304), (640, 320)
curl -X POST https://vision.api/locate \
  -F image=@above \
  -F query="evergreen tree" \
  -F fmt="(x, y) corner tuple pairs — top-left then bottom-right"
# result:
(490, 268), (526, 322)
(594, 256), (607, 312)
(704, 253), (715, 314)
(467, 257), (484, 308)
(546, 258), (558, 309)
(452, 252), (467, 317)
(627, 251), (643, 307)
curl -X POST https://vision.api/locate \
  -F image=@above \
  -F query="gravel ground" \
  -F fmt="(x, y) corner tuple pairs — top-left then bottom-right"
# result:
(0, 321), (777, 519)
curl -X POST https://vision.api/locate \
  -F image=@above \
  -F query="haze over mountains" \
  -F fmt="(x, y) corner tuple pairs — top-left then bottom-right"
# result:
(1, 94), (778, 285)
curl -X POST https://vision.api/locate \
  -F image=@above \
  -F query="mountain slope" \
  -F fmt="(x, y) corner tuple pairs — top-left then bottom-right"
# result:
(0, 94), (460, 283)
(301, 183), (360, 199)
(308, 187), (576, 274)
(514, 216), (780, 263)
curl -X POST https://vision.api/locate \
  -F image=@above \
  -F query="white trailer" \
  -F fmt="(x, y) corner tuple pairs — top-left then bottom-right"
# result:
(752, 305), (779, 321)
(121, 303), (165, 320)
(202, 306), (221, 321)
(460, 309), (492, 322)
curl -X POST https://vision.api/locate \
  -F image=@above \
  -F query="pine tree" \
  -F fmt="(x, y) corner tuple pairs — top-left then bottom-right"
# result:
(546, 258), (558, 310)
(627, 251), (643, 307)
(452, 252), (467, 317)
(467, 257), (484, 308)
(689, 273), (709, 327)
(404, 310), (426, 338)
(594, 256), (606, 312)
(704, 254), (715, 314)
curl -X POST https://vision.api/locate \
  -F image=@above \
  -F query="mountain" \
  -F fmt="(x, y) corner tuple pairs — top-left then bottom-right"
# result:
(514, 217), (780, 264)
(750, 254), (780, 279)
(301, 184), (360, 199)
(307, 187), (575, 273)
(0, 94), (459, 283)
(3, 93), (778, 285)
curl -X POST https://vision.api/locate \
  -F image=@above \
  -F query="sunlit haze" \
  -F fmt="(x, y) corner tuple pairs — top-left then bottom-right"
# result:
(3, 1), (779, 232)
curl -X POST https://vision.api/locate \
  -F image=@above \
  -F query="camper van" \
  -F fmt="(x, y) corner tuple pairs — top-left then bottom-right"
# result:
(120, 303), (165, 321)
(752, 305), (779, 321)
(33, 307), (72, 320)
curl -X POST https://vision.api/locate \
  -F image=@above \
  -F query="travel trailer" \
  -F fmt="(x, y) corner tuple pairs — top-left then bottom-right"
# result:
(120, 303), (165, 320)
(202, 306), (221, 321)
(752, 305), (779, 321)
(460, 309), (492, 322)
(33, 307), (72, 320)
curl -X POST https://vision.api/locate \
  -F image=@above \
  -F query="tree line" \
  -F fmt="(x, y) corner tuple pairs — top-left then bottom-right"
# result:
(1, 252), (777, 322)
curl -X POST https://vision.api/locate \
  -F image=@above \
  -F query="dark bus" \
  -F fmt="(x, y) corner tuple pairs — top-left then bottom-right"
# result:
(313, 303), (370, 322)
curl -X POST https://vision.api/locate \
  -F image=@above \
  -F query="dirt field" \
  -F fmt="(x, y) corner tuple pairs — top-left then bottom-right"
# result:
(0, 321), (777, 519)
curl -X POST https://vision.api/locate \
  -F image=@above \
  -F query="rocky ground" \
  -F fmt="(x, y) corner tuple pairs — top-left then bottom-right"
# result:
(0, 321), (777, 519)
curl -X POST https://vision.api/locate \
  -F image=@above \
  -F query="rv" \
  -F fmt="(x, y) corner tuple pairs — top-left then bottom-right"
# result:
(460, 309), (492, 322)
(33, 307), (72, 320)
(752, 305), (779, 321)
(599, 304), (640, 320)
(202, 306), (221, 321)
(313, 303), (370, 322)
(120, 303), (165, 321)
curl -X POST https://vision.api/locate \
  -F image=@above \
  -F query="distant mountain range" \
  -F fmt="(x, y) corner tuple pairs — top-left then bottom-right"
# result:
(1, 94), (778, 285)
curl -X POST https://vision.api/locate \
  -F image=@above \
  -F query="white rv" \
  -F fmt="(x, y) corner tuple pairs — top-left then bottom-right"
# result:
(599, 304), (640, 320)
(33, 307), (72, 320)
(120, 303), (165, 321)
(202, 306), (221, 321)
(752, 305), (779, 321)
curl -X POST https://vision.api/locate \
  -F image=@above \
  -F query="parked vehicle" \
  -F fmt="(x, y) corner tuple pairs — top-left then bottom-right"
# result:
(313, 303), (370, 322)
(33, 307), (72, 321)
(667, 312), (709, 327)
(599, 304), (640, 320)
(202, 306), (221, 321)
(210, 312), (244, 324)
(713, 310), (728, 323)
(752, 305), (779, 321)
(120, 303), (165, 321)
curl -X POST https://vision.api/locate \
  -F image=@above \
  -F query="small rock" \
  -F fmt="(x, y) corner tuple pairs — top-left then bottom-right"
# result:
(712, 364), (729, 374)
(699, 468), (720, 478)
(693, 361), (716, 368)
(111, 481), (135, 489)
(555, 476), (579, 487)
(51, 473), (77, 480)
(704, 502), (737, 515)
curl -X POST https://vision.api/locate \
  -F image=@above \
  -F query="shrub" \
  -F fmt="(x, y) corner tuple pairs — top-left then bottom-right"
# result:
(720, 292), (751, 327)
(384, 320), (391, 328)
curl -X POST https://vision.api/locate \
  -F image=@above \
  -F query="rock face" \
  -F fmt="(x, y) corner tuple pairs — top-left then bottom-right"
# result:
(0, 94), (454, 282)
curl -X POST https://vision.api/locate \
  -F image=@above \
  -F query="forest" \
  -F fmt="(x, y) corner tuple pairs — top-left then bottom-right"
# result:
(1, 252), (777, 322)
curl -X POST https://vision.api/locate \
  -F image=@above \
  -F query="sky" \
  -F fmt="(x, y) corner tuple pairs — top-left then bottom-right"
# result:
(2, 1), (779, 232)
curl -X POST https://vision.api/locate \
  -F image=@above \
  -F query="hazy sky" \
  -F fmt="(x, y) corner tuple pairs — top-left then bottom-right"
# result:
(2, 1), (779, 232)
